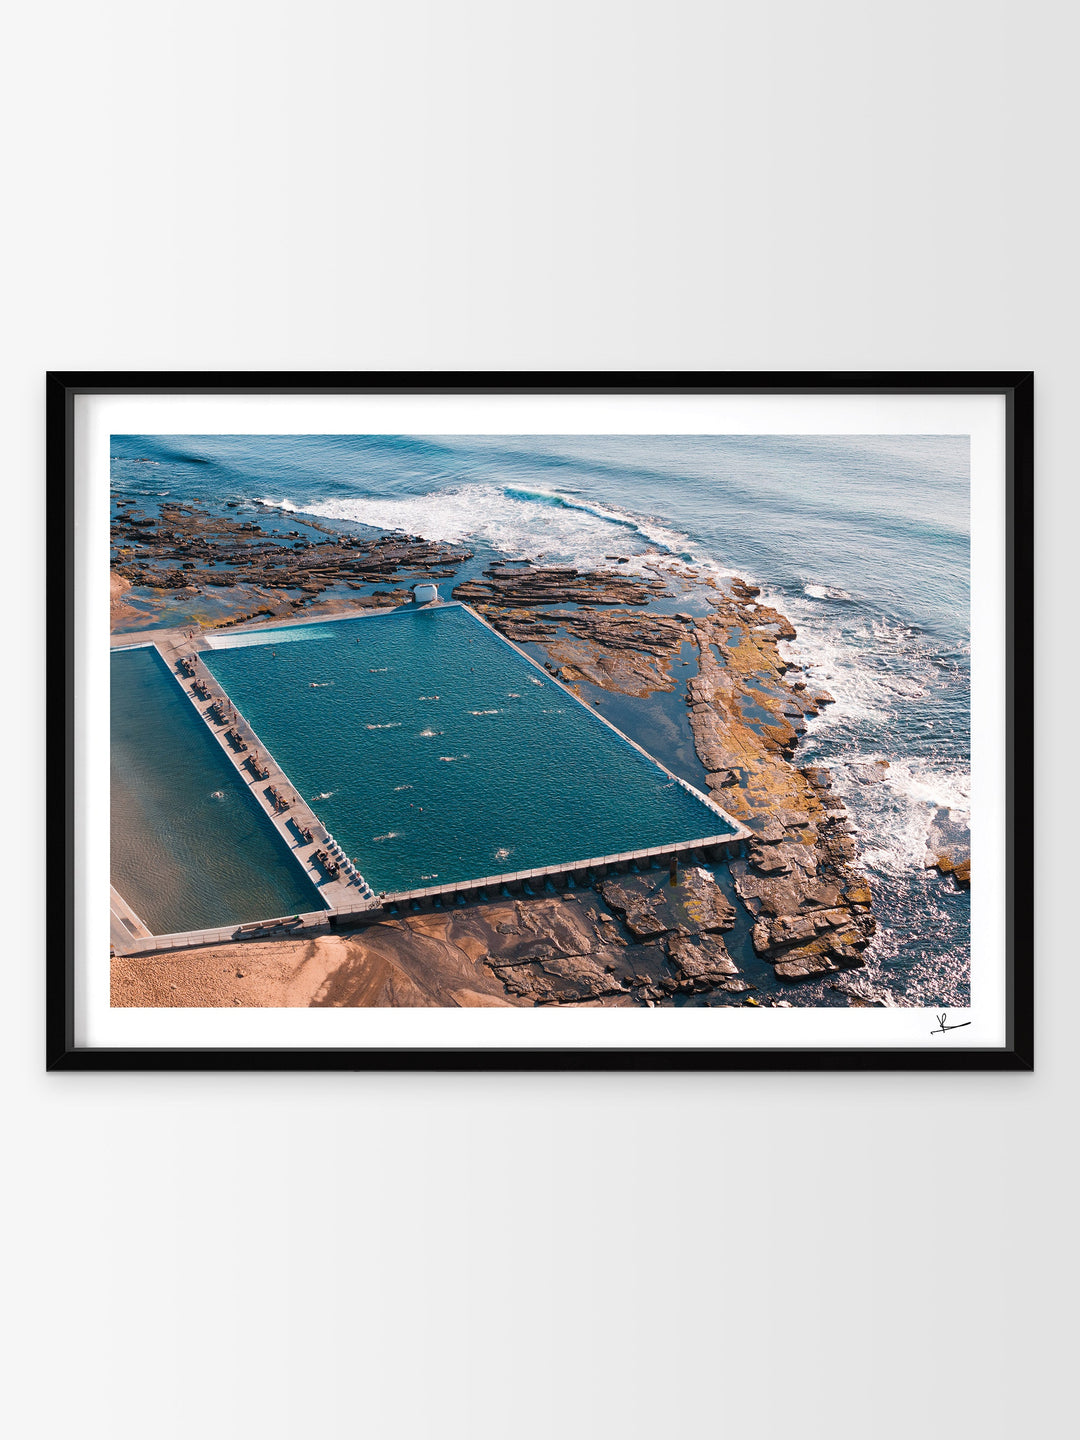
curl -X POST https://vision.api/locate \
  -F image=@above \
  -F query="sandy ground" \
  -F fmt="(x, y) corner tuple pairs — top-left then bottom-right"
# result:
(111, 924), (519, 1008)
(109, 886), (735, 1009)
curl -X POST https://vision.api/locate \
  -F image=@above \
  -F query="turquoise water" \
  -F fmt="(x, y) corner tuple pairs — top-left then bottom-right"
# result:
(111, 647), (326, 933)
(201, 606), (731, 894)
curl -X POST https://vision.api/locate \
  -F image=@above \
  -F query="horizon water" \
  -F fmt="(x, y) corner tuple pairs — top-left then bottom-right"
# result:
(111, 433), (970, 1004)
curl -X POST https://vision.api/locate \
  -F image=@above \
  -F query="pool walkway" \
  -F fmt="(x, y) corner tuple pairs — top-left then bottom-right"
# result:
(109, 885), (152, 951)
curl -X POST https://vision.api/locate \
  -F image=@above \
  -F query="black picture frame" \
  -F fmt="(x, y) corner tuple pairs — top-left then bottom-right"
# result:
(47, 371), (1033, 1071)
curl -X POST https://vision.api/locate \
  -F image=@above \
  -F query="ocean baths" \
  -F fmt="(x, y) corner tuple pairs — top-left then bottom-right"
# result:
(111, 602), (748, 948)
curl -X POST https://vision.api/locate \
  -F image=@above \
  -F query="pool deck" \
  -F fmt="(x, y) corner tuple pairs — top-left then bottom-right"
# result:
(109, 885), (152, 950)
(110, 603), (752, 957)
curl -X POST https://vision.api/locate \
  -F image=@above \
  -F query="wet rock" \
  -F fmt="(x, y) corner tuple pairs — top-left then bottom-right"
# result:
(773, 952), (839, 979)
(665, 931), (738, 983)
(601, 868), (737, 937)
(828, 977), (900, 1006)
(849, 759), (890, 784)
(707, 768), (739, 788)
(111, 500), (474, 628)
(923, 807), (971, 888)
(748, 845), (793, 876)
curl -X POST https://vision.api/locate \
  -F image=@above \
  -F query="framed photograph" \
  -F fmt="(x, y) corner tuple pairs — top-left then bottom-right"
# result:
(47, 372), (1033, 1070)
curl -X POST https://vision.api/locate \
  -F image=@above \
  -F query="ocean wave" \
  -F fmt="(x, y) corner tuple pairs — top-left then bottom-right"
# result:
(365, 722), (402, 729)
(773, 590), (965, 735)
(826, 755), (970, 878)
(254, 482), (695, 571)
(804, 582), (852, 601)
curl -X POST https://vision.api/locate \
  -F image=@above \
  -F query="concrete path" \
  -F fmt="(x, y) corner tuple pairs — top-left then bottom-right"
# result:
(109, 885), (152, 952)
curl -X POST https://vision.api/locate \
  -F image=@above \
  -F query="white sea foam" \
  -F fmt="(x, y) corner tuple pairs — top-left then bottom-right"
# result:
(365, 722), (402, 730)
(373, 832), (400, 841)
(826, 755), (971, 878)
(804, 582), (852, 601)
(255, 482), (697, 572)
(418, 727), (442, 737)
(393, 784), (413, 791)
(760, 576), (972, 886)
(468, 709), (500, 715)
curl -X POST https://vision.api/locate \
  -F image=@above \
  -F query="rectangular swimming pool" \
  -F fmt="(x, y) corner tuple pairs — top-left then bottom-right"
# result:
(201, 604), (736, 896)
(111, 646), (327, 933)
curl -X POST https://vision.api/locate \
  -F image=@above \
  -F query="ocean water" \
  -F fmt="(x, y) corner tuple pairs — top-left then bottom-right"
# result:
(111, 646), (327, 933)
(112, 433), (970, 1003)
(201, 606), (733, 895)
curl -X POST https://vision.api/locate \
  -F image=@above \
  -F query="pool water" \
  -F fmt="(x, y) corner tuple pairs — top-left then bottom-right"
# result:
(202, 605), (733, 894)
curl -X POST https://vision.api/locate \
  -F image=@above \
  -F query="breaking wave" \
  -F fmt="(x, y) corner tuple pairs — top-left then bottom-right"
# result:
(804, 582), (852, 601)
(256, 482), (696, 572)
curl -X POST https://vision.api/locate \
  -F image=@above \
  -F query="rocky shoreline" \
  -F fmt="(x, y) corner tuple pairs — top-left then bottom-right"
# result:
(111, 499), (472, 628)
(111, 498), (885, 1006)
(448, 560), (878, 985)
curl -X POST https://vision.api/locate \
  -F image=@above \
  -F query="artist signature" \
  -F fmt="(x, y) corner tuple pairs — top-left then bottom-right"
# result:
(931, 1012), (972, 1036)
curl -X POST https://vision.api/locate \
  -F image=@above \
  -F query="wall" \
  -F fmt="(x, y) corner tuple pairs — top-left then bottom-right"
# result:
(2, 4), (1072, 1437)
